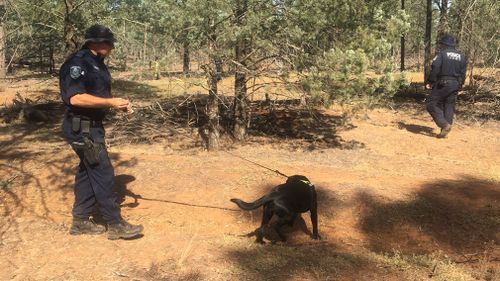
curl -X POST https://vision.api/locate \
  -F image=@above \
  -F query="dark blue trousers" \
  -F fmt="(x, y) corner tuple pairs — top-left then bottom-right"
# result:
(63, 116), (123, 224)
(426, 80), (459, 128)
(71, 143), (122, 224)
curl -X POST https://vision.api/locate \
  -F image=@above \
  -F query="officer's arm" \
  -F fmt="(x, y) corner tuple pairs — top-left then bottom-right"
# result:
(426, 53), (442, 84)
(70, 94), (130, 111)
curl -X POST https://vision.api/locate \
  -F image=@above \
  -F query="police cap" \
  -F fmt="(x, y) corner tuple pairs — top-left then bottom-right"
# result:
(84, 24), (117, 46)
(439, 35), (456, 47)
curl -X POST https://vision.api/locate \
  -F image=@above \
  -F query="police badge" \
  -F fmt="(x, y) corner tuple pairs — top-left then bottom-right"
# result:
(70, 66), (84, 79)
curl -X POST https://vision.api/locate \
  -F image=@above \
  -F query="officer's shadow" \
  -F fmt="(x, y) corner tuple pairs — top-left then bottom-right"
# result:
(90, 174), (141, 227)
(397, 122), (436, 137)
(115, 174), (141, 208)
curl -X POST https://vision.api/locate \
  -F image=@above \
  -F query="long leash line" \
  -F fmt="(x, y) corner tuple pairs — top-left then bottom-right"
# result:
(138, 196), (240, 212)
(114, 108), (290, 211)
(221, 149), (289, 178)
(154, 116), (290, 179)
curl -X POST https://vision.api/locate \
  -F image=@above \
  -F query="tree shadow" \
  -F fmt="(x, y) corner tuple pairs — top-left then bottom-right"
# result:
(247, 103), (364, 150)
(225, 241), (394, 280)
(108, 95), (364, 151)
(357, 175), (500, 255)
(396, 121), (436, 137)
(0, 120), (139, 245)
(112, 79), (162, 100)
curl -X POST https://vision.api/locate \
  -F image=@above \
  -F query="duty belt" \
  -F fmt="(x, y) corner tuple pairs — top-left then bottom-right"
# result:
(69, 115), (105, 143)
(67, 112), (102, 136)
(438, 76), (458, 81)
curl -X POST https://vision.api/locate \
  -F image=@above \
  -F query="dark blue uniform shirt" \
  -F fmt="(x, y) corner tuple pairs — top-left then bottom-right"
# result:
(60, 49), (112, 121)
(427, 47), (467, 86)
(60, 49), (112, 143)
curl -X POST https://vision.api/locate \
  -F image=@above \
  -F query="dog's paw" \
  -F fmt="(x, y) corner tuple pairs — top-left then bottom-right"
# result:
(256, 239), (266, 244)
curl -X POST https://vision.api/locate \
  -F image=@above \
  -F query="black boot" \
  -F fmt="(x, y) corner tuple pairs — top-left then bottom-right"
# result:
(107, 220), (144, 240)
(437, 124), (452, 138)
(69, 218), (106, 235)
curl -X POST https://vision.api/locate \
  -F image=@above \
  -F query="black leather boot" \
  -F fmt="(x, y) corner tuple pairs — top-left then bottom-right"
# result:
(107, 220), (144, 240)
(437, 124), (452, 138)
(69, 218), (106, 235)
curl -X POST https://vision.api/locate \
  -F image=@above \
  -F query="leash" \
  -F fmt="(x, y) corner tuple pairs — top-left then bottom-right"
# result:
(137, 196), (240, 211)
(152, 117), (290, 179)
(221, 149), (289, 178)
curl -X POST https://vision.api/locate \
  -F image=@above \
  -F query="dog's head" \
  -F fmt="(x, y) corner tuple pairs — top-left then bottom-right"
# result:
(286, 175), (313, 187)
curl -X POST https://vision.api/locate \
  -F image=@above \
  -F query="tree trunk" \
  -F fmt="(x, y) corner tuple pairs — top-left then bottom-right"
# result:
(233, 0), (250, 141)
(400, 0), (405, 72)
(143, 26), (148, 64)
(205, 28), (220, 150)
(183, 40), (190, 75)
(436, 0), (449, 42)
(182, 22), (190, 75)
(0, 0), (6, 83)
(49, 41), (55, 74)
(424, 0), (433, 80)
(63, 0), (78, 54)
(215, 57), (223, 81)
(206, 61), (219, 150)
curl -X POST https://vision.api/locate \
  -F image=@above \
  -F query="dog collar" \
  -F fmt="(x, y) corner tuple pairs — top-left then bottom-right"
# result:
(300, 179), (314, 187)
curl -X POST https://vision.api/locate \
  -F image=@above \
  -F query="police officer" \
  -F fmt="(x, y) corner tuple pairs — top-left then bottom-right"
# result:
(60, 24), (143, 239)
(425, 35), (467, 138)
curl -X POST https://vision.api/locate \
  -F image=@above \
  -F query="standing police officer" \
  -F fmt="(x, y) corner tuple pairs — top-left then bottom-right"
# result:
(425, 35), (467, 138)
(60, 24), (143, 239)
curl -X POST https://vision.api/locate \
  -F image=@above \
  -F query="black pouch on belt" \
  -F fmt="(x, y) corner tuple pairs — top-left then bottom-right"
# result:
(71, 119), (102, 167)
(82, 136), (102, 167)
(437, 80), (448, 89)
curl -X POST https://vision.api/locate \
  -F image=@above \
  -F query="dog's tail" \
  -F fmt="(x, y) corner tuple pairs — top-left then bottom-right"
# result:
(230, 195), (273, 211)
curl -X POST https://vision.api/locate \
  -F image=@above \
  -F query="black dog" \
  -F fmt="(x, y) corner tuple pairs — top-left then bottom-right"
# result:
(231, 175), (319, 243)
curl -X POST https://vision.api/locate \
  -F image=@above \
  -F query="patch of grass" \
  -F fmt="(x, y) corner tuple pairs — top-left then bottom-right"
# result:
(368, 250), (498, 281)
(128, 260), (203, 281)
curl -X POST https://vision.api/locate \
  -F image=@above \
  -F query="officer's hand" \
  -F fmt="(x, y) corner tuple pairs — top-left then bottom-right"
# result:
(425, 84), (433, 90)
(109, 98), (130, 111)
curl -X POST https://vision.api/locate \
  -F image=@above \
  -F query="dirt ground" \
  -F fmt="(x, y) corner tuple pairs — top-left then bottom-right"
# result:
(0, 74), (499, 281)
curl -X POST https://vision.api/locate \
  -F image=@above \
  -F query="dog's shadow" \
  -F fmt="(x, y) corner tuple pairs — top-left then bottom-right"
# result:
(115, 174), (141, 208)
(244, 215), (313, 243)
(91, 174), (141, 226)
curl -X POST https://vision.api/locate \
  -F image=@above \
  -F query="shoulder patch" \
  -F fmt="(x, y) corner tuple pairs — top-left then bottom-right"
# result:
(70, 66), (85, 79)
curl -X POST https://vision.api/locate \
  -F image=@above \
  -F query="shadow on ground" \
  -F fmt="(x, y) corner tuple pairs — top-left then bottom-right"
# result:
(357, 175), (500, 255)
(248, 103), (363, 150)
(0, 121), (138, 244)
(397, 121), (436, 137)
(108, 95), (363, 151)
(225, 242), (393, 280)
(112, 79), (162, 100)
(226, 175), (500, 280)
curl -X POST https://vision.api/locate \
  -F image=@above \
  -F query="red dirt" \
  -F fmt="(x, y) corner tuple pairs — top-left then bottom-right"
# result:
(0, 77), (499, 281)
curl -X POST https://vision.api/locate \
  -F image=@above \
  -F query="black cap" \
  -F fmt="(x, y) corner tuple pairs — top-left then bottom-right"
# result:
(84, 24), (116, 45)
(439, 35), (456, 47)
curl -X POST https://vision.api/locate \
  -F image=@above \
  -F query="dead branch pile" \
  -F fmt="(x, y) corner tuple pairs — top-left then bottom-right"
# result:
(107, 95), (217, 146)
(0, 93), (64, 124)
